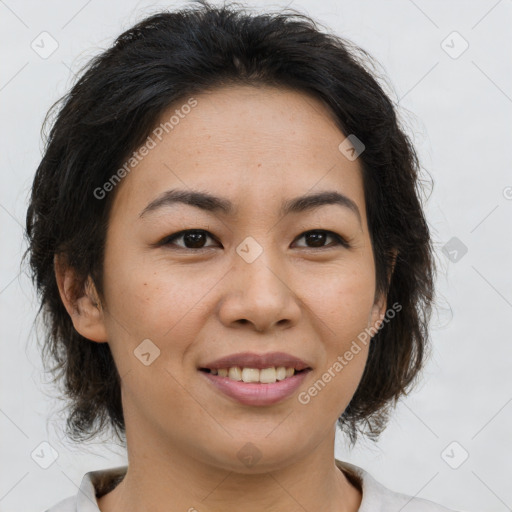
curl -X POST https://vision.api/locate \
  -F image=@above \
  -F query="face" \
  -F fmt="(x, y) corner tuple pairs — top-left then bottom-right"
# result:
(76, 85), (387, 472)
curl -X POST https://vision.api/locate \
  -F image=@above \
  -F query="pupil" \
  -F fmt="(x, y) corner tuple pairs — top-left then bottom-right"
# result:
(306, 231), (325, 247)
(185, 231), (205, 248)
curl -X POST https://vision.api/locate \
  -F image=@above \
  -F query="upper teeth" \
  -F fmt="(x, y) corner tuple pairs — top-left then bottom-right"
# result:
(211, 366), (296, 383)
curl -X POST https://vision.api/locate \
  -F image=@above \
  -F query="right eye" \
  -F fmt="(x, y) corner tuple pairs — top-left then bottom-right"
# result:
(159, 229), (221, 250)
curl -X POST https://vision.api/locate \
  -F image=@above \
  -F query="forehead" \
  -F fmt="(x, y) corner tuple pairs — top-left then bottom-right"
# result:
(110, 84), (366, 222)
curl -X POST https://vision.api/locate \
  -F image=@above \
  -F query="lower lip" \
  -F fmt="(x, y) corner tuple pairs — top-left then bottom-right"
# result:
(199, 370), (311, 406)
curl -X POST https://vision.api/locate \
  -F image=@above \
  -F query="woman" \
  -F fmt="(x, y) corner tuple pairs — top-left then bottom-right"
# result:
(26, 2), (461, 511)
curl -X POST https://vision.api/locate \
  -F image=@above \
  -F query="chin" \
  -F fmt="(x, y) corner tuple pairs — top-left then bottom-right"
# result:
(201, 437), (306, 474)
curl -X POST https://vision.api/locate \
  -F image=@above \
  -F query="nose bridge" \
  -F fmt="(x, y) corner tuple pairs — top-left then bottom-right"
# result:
(235, 236), (288, 301)
(217, 235), (300, 331)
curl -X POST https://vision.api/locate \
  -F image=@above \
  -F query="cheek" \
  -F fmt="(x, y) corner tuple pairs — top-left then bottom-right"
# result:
(299, 264), (376, 333)
(299, 275), (373, 421)
(102, 245), (222, 347)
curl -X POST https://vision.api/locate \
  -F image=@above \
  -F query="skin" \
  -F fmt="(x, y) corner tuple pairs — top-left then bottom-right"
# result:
(56, 84), (392, 512)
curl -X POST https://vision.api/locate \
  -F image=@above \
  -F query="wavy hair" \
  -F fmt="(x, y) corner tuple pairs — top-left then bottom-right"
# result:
(25, 0), (436, 447)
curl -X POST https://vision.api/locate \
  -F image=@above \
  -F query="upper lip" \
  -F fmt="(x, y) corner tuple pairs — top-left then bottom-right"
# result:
(200, 352), (312, 371)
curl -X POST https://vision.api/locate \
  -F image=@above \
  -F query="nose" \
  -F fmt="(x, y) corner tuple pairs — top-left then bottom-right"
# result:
(217, 251), (301, 333)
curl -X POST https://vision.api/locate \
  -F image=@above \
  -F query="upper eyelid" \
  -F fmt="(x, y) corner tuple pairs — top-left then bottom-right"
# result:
(165, 229), (218, 244)
(163, 229), (348, 248)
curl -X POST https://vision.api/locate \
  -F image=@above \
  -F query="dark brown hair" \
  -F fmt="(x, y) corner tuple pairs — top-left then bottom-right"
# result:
(24, 0), (435, 447)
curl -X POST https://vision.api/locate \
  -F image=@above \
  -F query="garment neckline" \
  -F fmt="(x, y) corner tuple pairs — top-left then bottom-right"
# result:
(88, 458), (368, 510)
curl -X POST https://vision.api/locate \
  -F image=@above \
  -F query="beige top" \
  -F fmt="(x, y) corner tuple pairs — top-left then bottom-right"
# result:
(44, 459), (461, 511)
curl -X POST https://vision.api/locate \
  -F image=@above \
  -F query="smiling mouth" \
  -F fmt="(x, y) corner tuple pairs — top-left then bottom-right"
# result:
(199, 366), (310, 384)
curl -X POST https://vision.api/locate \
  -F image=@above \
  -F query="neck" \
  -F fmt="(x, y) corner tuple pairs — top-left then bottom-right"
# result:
(97, 425), (361, 512)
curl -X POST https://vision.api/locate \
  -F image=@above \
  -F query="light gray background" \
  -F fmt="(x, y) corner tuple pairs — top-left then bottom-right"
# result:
(1, 1), (511, 511)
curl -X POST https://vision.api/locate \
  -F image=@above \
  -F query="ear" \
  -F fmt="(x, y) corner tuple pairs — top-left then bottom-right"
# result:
(369, 248), (399, 329)
(54, 254), (108, 343)
(369, 291), (387, 332)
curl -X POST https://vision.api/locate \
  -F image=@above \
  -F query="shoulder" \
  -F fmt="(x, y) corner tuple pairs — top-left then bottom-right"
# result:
(335, 459), (464, 512)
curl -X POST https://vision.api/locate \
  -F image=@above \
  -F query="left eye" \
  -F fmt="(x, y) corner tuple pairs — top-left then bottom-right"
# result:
(293, 230), (349, 249)
(160, 229), (349, 250)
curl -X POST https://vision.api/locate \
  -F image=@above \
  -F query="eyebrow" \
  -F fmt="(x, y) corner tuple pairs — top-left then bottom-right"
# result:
(139, 188), (362, 226)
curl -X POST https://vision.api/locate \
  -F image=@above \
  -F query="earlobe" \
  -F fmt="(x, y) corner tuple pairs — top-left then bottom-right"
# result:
(369, 298), (386, 331)
(369, 248), (399, 331)
(54, 254), (108, 343)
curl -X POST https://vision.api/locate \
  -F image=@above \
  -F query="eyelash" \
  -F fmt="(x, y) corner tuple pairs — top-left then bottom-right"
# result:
(159, 229), (351, 251)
